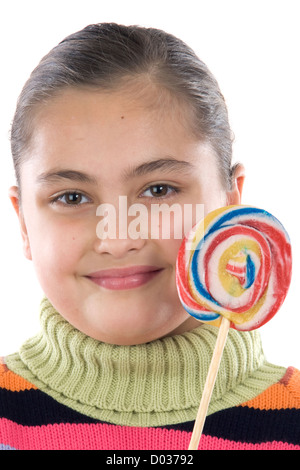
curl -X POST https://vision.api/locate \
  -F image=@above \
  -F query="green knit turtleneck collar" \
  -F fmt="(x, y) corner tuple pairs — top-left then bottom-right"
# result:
(6, 298), (285, 427)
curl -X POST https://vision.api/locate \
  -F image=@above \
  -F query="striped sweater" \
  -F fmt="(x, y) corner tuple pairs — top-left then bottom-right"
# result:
(1, 299), (300, 450)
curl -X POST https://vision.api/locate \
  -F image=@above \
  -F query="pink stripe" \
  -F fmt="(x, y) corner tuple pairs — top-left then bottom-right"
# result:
(1, 418), (299, 450)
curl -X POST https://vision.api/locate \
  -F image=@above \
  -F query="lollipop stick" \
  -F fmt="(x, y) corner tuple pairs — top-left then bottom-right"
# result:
(188, 316), (230, 450)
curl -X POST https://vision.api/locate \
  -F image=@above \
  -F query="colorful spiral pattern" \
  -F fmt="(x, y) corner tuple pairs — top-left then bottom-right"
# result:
(176, 205), (292, 331)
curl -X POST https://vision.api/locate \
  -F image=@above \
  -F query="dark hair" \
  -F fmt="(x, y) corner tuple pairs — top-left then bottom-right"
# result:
(10, 22), (235, 189)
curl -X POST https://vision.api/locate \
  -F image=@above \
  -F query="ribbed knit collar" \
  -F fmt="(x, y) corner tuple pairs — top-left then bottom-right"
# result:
(6, 298), (285, 427)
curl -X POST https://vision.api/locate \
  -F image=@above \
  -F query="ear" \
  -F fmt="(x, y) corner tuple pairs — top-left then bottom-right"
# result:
(226, 163), (245, 205)
(8, 186), (32, 260)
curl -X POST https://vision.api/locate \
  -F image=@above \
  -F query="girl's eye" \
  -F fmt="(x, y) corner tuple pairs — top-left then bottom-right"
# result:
(141, 184), (178, 199)
(50, 191), (91, 206)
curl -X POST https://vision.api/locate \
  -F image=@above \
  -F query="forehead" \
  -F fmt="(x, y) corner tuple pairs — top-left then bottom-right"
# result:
(24, 86), (218, 186)
(31, 83), (195, 136)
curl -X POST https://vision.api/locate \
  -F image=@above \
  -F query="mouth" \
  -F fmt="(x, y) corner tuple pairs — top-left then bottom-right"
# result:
(86, 265), (164, 290)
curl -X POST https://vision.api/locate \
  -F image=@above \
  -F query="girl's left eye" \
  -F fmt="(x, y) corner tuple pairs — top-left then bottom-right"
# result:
(140, 184), (178, 199)
(50, 191), (91, 206)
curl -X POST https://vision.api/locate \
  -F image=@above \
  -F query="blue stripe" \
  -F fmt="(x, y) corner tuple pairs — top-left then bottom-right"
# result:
(183, 304), (220, 322)
(210, 206), (289, 241)
(245, 254), (256, 288)
(190, 236), (218, 306)
(0, 443), (17, 450)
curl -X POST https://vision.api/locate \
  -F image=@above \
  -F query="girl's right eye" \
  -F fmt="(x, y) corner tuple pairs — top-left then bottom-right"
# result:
(49, 191), (91, 207)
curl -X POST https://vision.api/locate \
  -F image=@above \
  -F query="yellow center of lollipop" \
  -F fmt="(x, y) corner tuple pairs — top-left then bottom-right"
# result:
(219, 239), (261, 297)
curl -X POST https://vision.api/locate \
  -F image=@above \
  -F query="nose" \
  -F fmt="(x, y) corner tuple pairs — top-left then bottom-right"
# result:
(93, 235), (146, 258)
(94, 204), (147, 257)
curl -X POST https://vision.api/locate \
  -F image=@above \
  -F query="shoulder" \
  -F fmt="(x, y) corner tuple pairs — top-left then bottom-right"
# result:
(241, 367), (300, 410)
(200, 367), (300, 449)
(237, 367), (300, 447)
(0, 357), (37, 392)
(282, 367), (300, 401)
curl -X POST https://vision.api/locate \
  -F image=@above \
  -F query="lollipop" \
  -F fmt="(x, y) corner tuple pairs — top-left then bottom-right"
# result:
(176, 205), (292, 449)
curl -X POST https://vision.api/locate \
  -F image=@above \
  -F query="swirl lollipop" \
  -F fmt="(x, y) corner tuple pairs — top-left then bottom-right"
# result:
(176, 205), (292, 449)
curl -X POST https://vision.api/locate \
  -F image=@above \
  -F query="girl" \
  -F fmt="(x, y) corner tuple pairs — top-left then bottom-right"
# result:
(0, 23), (299, 450)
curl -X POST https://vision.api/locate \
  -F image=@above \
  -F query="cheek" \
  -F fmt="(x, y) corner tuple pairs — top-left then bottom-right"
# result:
(157, 237), (182, 267)
(27, 214), (88, 275)
(151, 205), (198, 243)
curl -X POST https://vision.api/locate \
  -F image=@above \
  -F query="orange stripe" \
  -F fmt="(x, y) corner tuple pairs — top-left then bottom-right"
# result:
(241, 368), (300, 410)
(0, 360), (37, 392)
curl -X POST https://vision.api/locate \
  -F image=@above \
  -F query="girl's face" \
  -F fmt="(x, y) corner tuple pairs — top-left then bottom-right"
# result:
(10, 86), (242, 345)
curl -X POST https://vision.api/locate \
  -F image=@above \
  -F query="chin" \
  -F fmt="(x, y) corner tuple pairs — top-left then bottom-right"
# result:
(54, 293), (185, 345)
(80, 316), (178, 346)
(81, 328), (157, 346)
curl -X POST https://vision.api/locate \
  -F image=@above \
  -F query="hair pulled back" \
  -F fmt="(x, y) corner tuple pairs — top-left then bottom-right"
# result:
(11, 23), (234, 189)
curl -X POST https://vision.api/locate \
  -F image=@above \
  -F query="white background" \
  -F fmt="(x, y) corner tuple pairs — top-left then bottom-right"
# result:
(0, 0), (299, 367)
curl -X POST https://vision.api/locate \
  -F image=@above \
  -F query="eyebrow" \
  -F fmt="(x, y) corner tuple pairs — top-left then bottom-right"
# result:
(36, 158), (195, 185)
(121, 158), (195, 180)
(36, 169), (98, 185)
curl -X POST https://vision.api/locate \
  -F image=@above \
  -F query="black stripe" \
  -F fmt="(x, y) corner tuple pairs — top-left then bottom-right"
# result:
(0, 388), (99, 426)
(206, 406), (300, 445)
(1, 388), (300, 446)
(165, 406), (300, 446)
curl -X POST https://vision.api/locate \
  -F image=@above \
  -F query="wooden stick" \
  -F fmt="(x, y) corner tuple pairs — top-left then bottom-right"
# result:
(188, 316), (231, 450)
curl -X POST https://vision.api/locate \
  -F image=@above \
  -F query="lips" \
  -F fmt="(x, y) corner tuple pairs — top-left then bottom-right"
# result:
(86, 266), (164, 290)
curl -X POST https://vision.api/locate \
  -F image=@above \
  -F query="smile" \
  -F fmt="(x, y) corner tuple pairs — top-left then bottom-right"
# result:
(86, 266), (164, 290)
